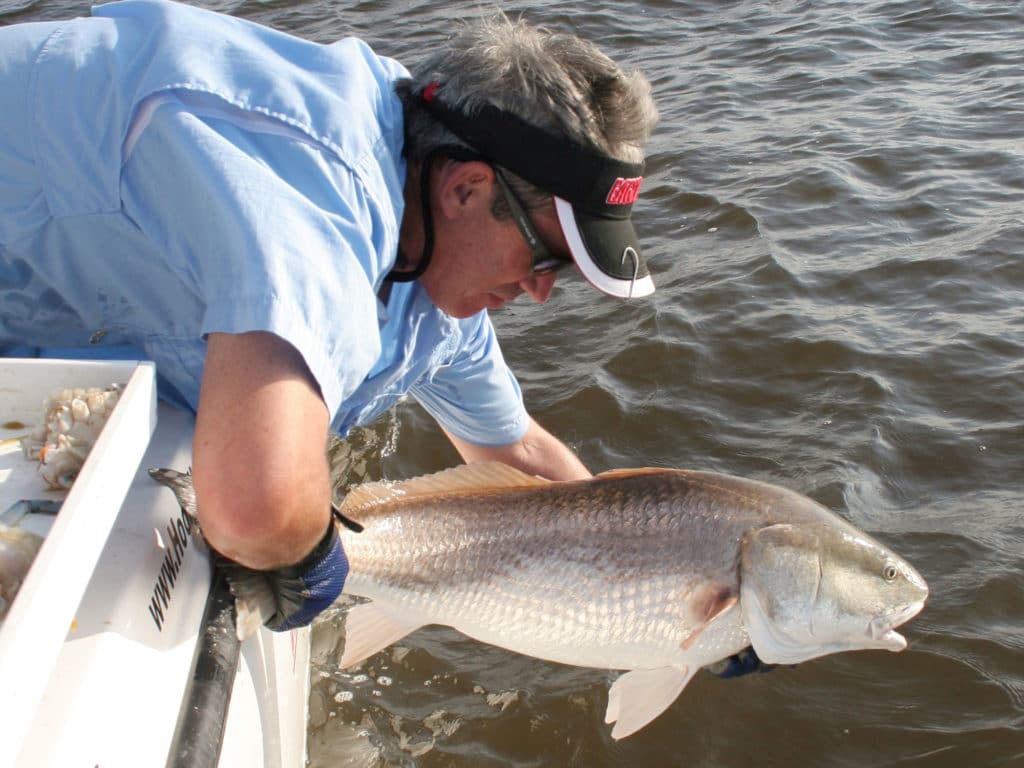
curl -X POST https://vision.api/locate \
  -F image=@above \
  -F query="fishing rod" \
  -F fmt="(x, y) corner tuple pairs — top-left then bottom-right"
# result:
(165, 564), (241, 768)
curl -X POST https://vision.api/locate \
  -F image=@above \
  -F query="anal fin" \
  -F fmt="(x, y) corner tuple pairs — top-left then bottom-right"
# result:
(605, 665), (697, 740)
(339, 602), (423, 668)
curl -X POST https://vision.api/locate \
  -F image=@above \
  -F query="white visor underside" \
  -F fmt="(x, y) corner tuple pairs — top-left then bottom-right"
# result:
(554, 197), (655, 299)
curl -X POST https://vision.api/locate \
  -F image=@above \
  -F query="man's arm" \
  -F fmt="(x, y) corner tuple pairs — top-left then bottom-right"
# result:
(443, 416), (591, 481)
(192, 331), (332, 569)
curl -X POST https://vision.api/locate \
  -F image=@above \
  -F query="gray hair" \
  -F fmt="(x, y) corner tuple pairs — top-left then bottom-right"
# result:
(397, 12), (658, 215)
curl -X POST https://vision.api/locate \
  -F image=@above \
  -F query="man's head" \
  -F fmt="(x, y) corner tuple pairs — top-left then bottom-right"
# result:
(395, 13), (658, 315)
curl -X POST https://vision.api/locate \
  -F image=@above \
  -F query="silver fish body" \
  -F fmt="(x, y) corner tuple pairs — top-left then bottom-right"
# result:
(150, 462), (928, 740)
(343, 468), (756, 670)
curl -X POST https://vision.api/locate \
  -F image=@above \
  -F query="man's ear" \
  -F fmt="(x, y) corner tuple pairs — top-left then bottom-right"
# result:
(435, 160), (495, 219)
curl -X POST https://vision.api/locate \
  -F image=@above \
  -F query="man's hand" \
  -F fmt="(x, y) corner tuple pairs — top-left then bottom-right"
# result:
(255, 518), (349, 632)
(707, 647), (776, 678)
(149, 467), (348, 635)
(444, 417), (591, 481)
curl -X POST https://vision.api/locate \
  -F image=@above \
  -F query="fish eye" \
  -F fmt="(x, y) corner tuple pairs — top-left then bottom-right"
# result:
(882, 563), (899, 582)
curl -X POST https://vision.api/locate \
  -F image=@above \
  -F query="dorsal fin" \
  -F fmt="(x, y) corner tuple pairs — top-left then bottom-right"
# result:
(594, 467), (677, 480)
(341, 461), (549, 512)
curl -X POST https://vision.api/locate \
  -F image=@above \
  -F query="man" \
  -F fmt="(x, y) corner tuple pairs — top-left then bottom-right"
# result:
(0, 0), (658, 629)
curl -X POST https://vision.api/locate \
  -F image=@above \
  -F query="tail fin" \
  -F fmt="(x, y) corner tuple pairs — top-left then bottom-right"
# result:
(148, 467), (199, 524)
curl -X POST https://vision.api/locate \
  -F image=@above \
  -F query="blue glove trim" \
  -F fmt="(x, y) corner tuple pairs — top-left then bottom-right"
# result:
(708, 647), (774, 678)
(267, 522), (349, 632)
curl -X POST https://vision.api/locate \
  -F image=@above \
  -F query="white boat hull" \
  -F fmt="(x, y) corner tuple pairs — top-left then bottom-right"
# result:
(0, 359), (308, 768)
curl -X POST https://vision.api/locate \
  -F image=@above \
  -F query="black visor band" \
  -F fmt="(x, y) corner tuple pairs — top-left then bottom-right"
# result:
(420, 84), (643, 219)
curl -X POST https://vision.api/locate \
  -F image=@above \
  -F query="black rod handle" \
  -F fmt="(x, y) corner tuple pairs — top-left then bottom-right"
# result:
(165, 565), (241, 768)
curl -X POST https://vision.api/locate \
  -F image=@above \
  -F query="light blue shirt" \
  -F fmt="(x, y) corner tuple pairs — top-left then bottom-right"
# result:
(0, 0), (529, 446)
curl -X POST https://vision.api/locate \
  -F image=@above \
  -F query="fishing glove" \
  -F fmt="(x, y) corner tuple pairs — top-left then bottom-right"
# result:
(707, 647), (775, 678)
(259, 518), (349, 632)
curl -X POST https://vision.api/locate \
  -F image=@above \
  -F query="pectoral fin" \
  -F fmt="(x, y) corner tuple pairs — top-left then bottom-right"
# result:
(339, 602), (424, 668)
(681, 583), (738, 651)
(605, 665), (697, 740)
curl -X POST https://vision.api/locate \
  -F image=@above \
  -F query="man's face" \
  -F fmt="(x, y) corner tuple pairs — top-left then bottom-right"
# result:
(418, 163), (571, 319)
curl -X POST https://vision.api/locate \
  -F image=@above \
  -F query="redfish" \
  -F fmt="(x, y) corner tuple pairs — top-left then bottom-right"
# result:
(151, 462), (928, 739)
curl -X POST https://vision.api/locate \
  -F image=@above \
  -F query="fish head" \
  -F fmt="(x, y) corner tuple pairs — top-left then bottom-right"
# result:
(739, 522), (928, 665)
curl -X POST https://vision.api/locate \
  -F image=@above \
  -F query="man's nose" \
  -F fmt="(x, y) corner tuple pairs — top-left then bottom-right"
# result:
(518, 271), (558, 303)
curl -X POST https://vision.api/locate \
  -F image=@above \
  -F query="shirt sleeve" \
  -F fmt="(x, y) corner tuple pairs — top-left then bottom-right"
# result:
(410, 312), (529, 447)
(120, 97), (397, 416)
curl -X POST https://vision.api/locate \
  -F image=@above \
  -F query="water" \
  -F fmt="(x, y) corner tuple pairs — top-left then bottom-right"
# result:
(5, 1), (1022, 765)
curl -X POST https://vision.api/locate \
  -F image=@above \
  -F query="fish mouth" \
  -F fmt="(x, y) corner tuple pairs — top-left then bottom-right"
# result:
(868, 600), (926, 651)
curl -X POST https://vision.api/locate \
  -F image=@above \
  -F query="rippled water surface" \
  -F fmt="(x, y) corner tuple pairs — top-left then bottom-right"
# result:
(6, 1), (1022, 766)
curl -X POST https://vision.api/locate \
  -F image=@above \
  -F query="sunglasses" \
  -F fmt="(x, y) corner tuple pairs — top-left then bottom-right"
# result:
(492, 167), (574, 276)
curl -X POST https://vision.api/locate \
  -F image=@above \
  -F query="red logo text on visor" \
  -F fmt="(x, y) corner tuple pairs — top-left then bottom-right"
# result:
(606, 176), (643, 205)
